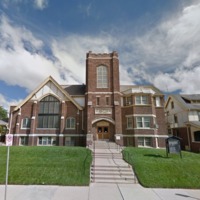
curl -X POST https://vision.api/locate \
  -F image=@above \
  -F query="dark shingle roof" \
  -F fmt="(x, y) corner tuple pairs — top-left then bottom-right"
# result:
(63, 85), (86, 96)
(181, 94), (200, 101)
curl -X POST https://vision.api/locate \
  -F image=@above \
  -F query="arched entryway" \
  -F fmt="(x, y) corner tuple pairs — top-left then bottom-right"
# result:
(92, 117), (115, 141)
(97, 121), (109, 140)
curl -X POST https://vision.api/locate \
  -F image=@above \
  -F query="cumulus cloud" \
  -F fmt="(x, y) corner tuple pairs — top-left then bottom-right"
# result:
(1, 0), (200, 105)
(0, 15), (63, 92)
(51, 34), (117, 83)
(120, 2), (200, 93)
(0, 14), (123, 95)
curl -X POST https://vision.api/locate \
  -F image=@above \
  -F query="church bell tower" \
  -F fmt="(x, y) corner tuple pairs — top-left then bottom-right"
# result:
(85, 51), (122, 145)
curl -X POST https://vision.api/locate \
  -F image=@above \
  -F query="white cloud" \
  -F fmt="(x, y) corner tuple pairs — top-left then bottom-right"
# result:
(51, 34), (118, 84)
(1, 0), (48, 10)
(0, 15), (63, 92)
(1, 1), (200, 100)
(121, 2), (200, 94)
(0, 93), (22, 111)
(34, 0), (48, 10)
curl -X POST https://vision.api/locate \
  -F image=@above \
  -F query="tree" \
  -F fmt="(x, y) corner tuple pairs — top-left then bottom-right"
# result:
(0, 106), (8, 120)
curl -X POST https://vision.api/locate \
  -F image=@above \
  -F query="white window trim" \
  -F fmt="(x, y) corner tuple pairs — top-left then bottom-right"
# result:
(136, 116), (151, 128)
(19, 136), (28, 146)
(37, 136), (55, 146)
(21, 118), (31, 129)
(138, 137), (152, 147)
(65, 117), (76, 129)
(127, 117), (133, 129)
(135, 95), (148, 105)
(97, 65), (108, 88)
(155, 96), (161, 107)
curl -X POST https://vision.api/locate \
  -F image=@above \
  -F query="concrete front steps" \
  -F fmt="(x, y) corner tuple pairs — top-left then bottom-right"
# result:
(90, 141), (137, 184)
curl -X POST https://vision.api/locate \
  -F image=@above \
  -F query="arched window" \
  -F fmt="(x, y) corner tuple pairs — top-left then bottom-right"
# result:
(38, 95), (60, 128)
(66, 117), (76, 129)
(97, 65), (108, 88)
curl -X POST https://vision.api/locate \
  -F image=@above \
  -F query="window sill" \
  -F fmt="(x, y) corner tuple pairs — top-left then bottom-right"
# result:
(65, 128), (76, 130)
(36, 128), (59, 130)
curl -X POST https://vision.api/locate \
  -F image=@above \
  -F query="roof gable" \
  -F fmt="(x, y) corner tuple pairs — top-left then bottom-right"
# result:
(165, 94), (200, 111)
(13, 76), (82, 112)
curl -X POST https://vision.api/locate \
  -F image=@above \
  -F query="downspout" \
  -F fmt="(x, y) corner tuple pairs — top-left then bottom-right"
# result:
(8, 111), (13, 134)
(186, 126), (191, 151)
(187, 109), (191, 151)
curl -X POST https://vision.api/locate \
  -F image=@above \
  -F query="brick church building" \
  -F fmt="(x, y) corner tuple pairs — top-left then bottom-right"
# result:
(9, 51), (167, 147)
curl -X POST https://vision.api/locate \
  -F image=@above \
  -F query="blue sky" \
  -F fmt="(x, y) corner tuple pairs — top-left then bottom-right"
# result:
(0, 0), (200, 109)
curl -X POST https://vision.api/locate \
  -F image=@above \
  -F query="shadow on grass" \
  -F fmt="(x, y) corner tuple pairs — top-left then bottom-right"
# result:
(144, 154), (169, 159)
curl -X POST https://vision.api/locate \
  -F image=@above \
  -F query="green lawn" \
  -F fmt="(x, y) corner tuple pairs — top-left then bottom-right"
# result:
(123, 147), (200, 189)
(0, 146), (92, 186)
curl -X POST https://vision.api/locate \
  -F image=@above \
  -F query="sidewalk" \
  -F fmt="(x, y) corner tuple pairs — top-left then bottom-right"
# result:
(0, 184), (200, 200)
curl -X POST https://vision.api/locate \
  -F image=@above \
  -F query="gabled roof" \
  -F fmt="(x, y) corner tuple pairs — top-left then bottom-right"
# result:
(165, 94), (200, 110)
(13, 76), (83, 112)
(62, 84), (86, 96)
(181, 94), (200, 101)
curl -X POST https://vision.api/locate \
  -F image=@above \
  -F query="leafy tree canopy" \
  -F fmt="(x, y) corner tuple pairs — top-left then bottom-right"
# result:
(0, 106), (8, 120)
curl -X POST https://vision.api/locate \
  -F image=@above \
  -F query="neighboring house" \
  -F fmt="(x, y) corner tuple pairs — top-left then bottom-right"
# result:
(0, 119), (8, 142)
(9, 51), (167, 147)
(165, 94), (200, 153)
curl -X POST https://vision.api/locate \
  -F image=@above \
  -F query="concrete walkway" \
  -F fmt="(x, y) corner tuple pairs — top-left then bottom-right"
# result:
(1, 184), (200, 200)
(90, 141), (136, 184)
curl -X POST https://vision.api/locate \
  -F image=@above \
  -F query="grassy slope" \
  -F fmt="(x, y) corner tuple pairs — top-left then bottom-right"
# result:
(123, 147), (200, 189)
(0, 146), (92, 186)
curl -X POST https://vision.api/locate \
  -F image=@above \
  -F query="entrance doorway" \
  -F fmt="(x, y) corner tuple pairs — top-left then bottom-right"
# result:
(96, 121), (110, 140)
(97, 126), (109, 140)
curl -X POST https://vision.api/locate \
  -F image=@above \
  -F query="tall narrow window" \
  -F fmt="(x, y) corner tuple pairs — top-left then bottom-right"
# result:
(106, 97), (109, 105)
(21, 117), (31, 129)
(97, 65), (108, 88)
(174, 115), (178, 123)
(38, 95), (60, 128)
(127, 117), (133, 128)
(96, 97), (100, 105)
(155, 97), (161, 107)
(171, 101), (174, 109)
(126, 96), (132, 106)
(66, 117), (76, 129)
